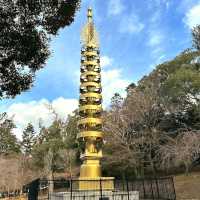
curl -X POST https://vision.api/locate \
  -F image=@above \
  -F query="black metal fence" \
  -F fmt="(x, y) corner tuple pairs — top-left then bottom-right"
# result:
(26, 177), (176, 200)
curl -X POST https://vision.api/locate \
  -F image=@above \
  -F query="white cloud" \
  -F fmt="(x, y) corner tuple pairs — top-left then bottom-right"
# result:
(6, 97), (78, 139)
(148, 33), (163, 47)
(184, 2), (200, 28)
(74, 55), (130, 107)
(51, 98), (78, 118)
(108, 1), (144, 34)
(101, 56), (113, 68)
(108, 0), (125, 16)
(147, 0), (166, 50)
(102, 68), (130, 107)
(163, 0), (171, 9)
(119, 14), (144, 34)
(149, 34), (162, 46)
(101, 56), (131, 106)
(147, 29), (165, 62)
(147, 28), (166, 69)
(150, 10), (161, 23)
(154, 0), (171, 8)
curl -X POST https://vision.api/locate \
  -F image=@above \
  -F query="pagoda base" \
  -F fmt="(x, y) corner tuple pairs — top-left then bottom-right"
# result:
(50, 191), (139, 200)
(78, 177), (114, 191)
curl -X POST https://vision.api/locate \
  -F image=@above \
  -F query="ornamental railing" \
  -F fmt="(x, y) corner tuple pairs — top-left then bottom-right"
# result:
(24, 176), (176, 200)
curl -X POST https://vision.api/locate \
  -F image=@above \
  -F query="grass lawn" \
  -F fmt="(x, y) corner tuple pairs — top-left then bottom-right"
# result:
(174, 171), (200, 200)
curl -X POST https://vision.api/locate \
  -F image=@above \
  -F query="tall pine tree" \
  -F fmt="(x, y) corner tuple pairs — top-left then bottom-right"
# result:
(21, 123), (36, 155)
(0, 113), (20, 155)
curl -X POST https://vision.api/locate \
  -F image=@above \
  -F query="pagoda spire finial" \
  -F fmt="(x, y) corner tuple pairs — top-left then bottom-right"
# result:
(87, 7), (93, 22)
(81, 7), (99, 47)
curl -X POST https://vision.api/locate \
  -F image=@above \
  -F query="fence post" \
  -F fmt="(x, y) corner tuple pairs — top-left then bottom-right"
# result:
(100, 178), (103, 199)
(70, 179), (73, 200)
(126, 178), (130, 200)
(28, 179), (40, 200)
(171, 177), (176, 200)
(122, 179), (125, 192)
(150, 179), (154, 200)
(155, 177), (160, 199)
(47, 180), (49, 200)
(142, 179), (146, 198)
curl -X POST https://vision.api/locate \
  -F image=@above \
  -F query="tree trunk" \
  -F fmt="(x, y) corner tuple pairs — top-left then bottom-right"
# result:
(184, 162), (189, 176)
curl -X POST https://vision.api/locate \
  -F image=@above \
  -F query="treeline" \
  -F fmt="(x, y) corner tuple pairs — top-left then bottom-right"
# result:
(0, 111), (79, 194)
(101, 26), (200, 178)
(103, 50), (200, 178)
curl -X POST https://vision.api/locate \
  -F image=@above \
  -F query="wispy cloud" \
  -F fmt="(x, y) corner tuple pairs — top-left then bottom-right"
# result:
(101, 56), (130, 106)
(107, 0), (144, 34)
(146, 4), (167, 69)
(75, 55), (131, 108)
(163, 0), (171, 9)
(148, 0), (172, 11)
(184, 2), (200, 29)
(147, 3), (164, 49)
(74, 55), (130, 107)
(119, 13), (144, 34)
(148, 31), (164, 47)
(147, 28), (165, 58)
(6, 98), (78, 139)
(147, 29), (166, 69)
(108, 0), (125, 16)
(102, 68), (130, 107)
(101, 55), (113, 68)
(156, 0), (171, 8)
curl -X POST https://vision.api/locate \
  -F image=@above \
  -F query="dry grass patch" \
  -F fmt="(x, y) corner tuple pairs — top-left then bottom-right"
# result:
(174, 171), (200, 200)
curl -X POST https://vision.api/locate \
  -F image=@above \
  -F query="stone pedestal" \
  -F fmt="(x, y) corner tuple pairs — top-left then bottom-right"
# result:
(50, 191), (139, 200)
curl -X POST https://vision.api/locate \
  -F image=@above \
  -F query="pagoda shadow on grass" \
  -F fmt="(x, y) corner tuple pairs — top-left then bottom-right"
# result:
(77, 8), (114, 190)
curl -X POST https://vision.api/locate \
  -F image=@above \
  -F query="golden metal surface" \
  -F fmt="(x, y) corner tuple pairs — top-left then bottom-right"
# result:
(87, 7), (93, 19)
(82, 51), (97, 56)
(80, 159), (102, 177)
(78, 117), (102, 125)
(81, 82), (100, 88)
(83, 60), (99, 66)
(81, 71), (99, 77)
(80, 92), (101, 99)
(78, 8), (114, 190)
(79, 104), (102, 111)
(78, 131), (103, 138)
(81, 8), (99, 47)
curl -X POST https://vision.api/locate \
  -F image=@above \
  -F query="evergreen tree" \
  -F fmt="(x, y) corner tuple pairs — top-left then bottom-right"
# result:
(192, 25), (200, 51)
(0, 113), (20, 154)
(32, 119), (68, 173)
(32, 113), (79, 178)
(63, 111), (79, 149)
(21, 123), (36, 155)
(161, 67), (200, 110)
(0, 0), (80, 99)
(110, 93), (123, 111)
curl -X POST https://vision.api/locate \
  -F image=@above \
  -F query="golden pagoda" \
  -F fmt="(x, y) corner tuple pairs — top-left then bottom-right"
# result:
(77, 8), (114, 190)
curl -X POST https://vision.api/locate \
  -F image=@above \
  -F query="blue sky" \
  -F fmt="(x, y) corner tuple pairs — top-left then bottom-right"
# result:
(1, 0), (200, 138)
